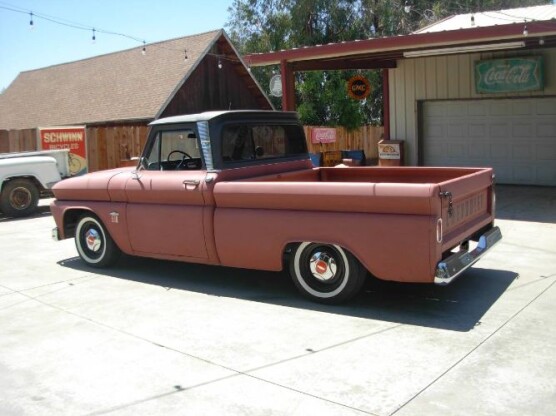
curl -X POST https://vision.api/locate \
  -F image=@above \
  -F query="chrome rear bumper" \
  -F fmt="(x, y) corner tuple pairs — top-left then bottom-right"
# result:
(435, 226), (502, 285)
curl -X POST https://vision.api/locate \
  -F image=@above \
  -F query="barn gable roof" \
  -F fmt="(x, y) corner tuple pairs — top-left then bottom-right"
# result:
(0, 30), (270, 130)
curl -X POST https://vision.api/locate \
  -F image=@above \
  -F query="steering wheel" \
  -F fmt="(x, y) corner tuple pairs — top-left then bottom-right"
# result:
(168, 150), (193, 170)
(168, 150), (192, 161)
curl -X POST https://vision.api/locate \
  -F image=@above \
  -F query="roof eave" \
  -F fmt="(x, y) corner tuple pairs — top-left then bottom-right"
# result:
(245, 20), (556, 66)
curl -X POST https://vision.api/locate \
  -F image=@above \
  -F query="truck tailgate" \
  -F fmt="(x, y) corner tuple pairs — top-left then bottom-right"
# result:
(438, 167), (495, 251)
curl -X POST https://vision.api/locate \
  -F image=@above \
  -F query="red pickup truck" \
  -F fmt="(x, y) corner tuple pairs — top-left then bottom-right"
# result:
(51, 111), (501, 303)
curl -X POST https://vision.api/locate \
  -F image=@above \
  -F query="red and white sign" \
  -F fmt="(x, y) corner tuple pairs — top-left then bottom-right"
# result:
(311, 128), (337, 144)
(39, 126), (87, 175)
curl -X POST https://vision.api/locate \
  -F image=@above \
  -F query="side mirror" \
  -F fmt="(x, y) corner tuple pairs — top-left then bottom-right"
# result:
(131, 157), (147, 180)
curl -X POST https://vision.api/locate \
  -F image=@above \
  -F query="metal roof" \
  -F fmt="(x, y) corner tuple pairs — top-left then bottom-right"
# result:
(245, 5), (556, 68)
(415, 4), (556, 33)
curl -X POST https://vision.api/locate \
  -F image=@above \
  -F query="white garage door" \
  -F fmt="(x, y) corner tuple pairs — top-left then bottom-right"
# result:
(422, 97), (556, 186)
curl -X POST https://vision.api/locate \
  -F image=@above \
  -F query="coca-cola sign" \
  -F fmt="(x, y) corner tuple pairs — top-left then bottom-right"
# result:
(475, 57), (543, 93)
(311, 128), (337, 144)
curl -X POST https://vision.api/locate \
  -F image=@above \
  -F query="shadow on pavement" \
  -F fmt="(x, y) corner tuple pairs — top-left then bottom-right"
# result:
(0, 204), (52, 222)
(496, 185), (556, 224)
(58, 254), (516, 332)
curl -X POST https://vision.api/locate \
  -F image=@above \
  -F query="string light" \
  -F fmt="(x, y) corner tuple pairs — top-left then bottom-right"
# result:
(404, 1), (411, 14)
(142, 40), (146, 55)
(29, 11), (34, 28)
(91, 28), (96, 43)
(470, 15), (475, 26)
(523, 23), (528, 36)
(184, 49), (188, 61)
(218, 59), (223, 69)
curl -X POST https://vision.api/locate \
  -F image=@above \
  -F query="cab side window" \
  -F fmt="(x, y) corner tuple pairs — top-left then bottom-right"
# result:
(145, 130), (203, 170)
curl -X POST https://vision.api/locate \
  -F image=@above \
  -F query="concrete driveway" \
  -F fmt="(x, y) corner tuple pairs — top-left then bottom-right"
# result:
(0, 185), (554, 416)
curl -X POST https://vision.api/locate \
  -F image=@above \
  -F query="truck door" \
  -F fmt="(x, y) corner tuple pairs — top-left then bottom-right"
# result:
(124, 128), (208, 259)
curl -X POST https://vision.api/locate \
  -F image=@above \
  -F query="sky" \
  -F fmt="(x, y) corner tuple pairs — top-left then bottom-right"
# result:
(0, 0), (234, 90)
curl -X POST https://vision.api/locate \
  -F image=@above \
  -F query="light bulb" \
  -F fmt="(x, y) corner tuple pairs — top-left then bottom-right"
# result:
(218, 59), (222, 69)
(141, 41), (146, 55)
(523, 24), (528, 36)
(92, 28), (96, 43)
(29, 12), (34, 29)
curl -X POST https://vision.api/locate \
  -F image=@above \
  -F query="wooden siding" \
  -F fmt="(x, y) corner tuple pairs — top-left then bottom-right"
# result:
(304, 125), (383, 162)
(389, 47), (556, 165)
(0, 129), (38, 153)
(160, 44), (272, 118)
(86, 124), (149, 172)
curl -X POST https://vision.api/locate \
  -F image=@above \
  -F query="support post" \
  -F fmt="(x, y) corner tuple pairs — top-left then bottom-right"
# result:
(382, 68), (390, 141)
(280, 60), (296, 111)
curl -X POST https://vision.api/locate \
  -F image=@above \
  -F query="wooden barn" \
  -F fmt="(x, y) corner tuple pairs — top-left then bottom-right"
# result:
(0, 29), (273, 172)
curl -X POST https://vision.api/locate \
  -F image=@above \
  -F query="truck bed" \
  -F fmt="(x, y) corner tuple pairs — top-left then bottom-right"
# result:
(212, 166), (495, 283)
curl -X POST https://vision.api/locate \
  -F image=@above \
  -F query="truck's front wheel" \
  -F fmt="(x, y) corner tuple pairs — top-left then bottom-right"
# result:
(75, 214), (121, 267)
(289, 242), (367, 304)
(0, 179), (39, 217)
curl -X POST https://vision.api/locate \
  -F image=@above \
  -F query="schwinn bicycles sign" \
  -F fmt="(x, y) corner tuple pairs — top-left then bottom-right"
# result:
(38, 126), (87, 176)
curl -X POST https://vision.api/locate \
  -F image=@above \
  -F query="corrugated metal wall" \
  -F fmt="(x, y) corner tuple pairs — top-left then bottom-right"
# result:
(389, 47), (556, 165)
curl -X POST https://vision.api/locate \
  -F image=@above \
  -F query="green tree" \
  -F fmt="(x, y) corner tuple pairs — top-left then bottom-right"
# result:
(228, 0), (550, 128)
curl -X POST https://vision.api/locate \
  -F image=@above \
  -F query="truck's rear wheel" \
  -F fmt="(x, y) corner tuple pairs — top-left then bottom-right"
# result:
(0, 179), (39, 217)
(289, 242), (367, 304)
(75, 214), (121, 267)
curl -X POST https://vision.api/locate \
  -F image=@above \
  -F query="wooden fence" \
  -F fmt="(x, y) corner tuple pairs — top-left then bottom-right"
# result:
(304, 125), (383, 163)
(0, 125), (149, 172)
(86, 124), (149, 172)
(1, 124), (383, 172)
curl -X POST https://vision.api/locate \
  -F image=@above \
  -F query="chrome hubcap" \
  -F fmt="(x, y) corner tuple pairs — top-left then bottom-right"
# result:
(309, 252), (337, 281)
(85, 229), (102, 252)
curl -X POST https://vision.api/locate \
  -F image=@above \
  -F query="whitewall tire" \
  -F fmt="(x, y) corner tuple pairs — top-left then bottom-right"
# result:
(289, 242), (367, 304)
(75, 214), (121, 267)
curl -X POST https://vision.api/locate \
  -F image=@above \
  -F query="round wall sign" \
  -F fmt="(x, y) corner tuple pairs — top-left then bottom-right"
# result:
(269, 74), (282, 97)
(347, 75), (371, 100)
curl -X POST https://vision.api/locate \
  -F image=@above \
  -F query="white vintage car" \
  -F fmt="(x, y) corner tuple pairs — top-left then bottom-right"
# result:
(0, 150), (71, 217)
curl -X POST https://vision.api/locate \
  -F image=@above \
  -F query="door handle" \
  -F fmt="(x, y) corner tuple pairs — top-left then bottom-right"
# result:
(183, 179), (200, 188)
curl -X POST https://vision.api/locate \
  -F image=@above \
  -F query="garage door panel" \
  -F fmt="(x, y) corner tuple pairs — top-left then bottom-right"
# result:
(490, 102), (512, 116)
(537, 166), (556, 185)
(446, 102), (468, 117)
(447, 144), (465, 157)
(447, 123), (467, 138)
(537, 144), (556, 160)
(489, 123), (511, 138)
(468, 141), (488, 158)
(423, 97), (556, 186)
(469, 123), (487, 138)
(512, 166), (536, 183)
(537, 123), (556, 137)
(425, 123), (444, 138)
(512, 101), (533, 115)
(512, 122), (533, 138)
(513, 144), (534, 161)
(537, 100), (556, 115)
(490, 144), (509, 159)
